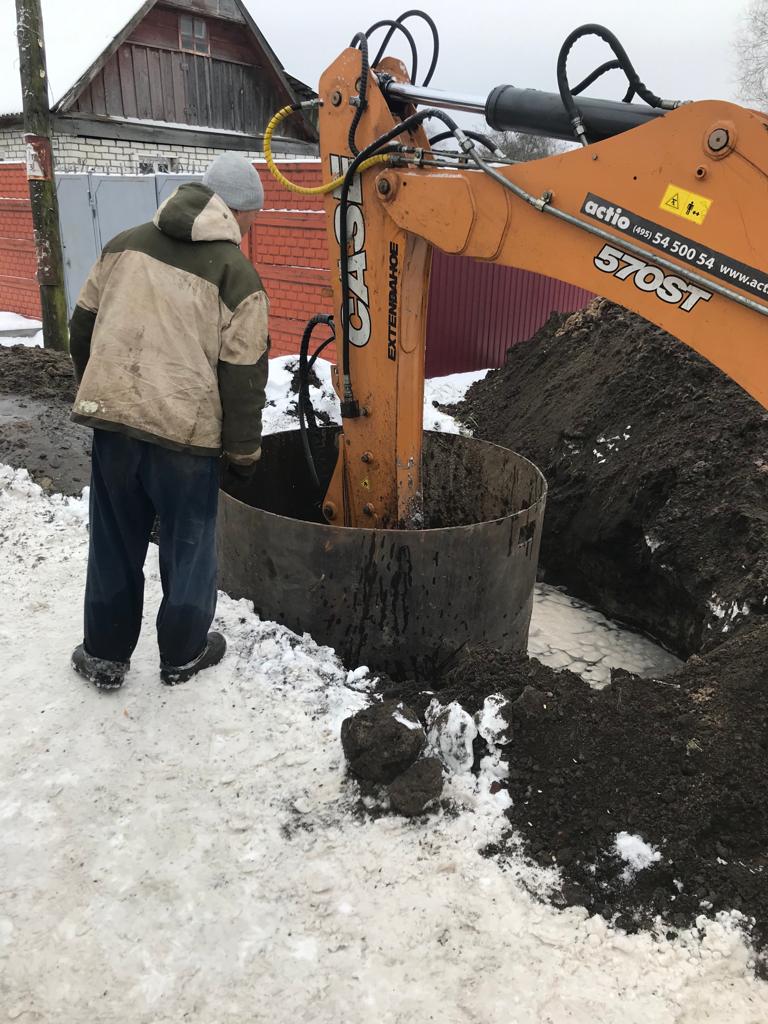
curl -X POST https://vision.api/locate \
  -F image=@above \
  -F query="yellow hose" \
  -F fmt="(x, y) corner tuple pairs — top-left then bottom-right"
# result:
(264, 105), (390, 195)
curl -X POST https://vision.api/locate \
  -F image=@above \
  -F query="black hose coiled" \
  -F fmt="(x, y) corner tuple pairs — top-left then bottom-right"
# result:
(557, 24), (665, 144)
(365, 19), (419, 85)
(337, 13), (445, 406)
(371, 10), (439, 87)
(350, 11), (441, 155)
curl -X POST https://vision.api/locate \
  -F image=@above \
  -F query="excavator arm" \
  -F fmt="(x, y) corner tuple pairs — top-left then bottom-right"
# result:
(278, 24), (768, 530)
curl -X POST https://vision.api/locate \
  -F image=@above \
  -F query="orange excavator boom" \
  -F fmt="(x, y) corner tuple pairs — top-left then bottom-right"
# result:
(269, 19), (768, 530)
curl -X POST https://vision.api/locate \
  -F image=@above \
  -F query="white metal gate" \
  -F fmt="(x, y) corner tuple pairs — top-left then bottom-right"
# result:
(56, 173), (202, 313)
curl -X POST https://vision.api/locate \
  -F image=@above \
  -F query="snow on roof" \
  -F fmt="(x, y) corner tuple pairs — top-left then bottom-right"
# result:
(0, 1), (147, 118)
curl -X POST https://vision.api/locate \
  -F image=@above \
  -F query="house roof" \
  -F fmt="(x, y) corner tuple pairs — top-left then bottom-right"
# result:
(0, 0), (314, 122)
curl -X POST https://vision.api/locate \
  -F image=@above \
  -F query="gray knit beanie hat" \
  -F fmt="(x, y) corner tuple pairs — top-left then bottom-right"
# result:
(202, 153), (264, 212)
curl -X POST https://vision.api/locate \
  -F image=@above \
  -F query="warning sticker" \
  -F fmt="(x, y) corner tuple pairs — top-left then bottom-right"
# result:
(581, 192), (768, 303)
(660, 184), (712, 225)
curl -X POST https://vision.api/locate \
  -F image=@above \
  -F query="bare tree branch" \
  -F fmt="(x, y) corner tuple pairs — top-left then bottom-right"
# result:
(479, 128), (567, 162)
(736, 0), (768, 109)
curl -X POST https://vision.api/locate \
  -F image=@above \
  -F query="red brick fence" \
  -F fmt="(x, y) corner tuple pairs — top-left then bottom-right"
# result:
(0, 160), (590, 373)
(0, 163), (39, 320)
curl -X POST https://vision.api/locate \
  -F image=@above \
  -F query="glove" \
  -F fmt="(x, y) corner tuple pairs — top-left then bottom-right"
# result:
(223, 448), (261, 480)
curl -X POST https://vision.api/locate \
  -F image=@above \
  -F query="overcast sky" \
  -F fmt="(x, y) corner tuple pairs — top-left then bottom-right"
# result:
(248, 0), (743, 111)
(0, 1), (748, 119)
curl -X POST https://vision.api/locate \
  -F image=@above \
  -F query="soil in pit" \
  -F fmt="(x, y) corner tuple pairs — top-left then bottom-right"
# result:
(384, 621), (768, 973)
(0, 346), (90, 495)
(453, 300), (768, 658)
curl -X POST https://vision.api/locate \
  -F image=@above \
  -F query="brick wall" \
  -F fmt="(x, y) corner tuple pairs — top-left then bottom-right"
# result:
(0, 158), (332, 346)
(0, 162), (39, 319)
(0, 127), (313, 175)
(248, 160), (333, 360)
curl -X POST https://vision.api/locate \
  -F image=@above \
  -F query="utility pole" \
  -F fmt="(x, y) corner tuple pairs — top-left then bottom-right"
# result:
(16, 0), (68, 351)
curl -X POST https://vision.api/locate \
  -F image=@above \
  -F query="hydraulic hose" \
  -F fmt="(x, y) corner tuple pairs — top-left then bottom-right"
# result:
(347, 33), (371, 156)
(571, 60), (635, 105)
(556, 23), (675, 145)
(572, 59), (616, 96)
(372, 10), (440, 87)
(337, 107), (466, 411)
(264, 104), (390, 195)
(365, 19), (419, 87)
(298, 314), (335, 490)
(428, 128), (505, 158)
(308, 335), (335, 374)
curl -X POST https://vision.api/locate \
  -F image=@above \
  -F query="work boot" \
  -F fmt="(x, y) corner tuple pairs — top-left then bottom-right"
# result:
(160, 632), (226, 686)
(71, 644), (128, 691)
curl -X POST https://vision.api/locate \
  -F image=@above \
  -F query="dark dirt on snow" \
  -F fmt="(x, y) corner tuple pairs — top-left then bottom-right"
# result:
(386, 300), (768, 969)
(453, 299), (768, 658)
(4, 311), (768, 969)
(0, 345), (90, 495)
(441, 623), (766, 973)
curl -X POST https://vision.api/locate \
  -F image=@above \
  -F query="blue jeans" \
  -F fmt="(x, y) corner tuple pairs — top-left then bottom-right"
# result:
(84, 429), (219, 666)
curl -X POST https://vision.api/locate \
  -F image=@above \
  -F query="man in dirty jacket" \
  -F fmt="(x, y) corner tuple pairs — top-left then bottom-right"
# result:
(68, 153), (268, 690)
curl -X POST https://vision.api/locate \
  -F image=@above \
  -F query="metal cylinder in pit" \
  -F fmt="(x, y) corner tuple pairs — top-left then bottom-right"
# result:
(217, 429), (547, 679)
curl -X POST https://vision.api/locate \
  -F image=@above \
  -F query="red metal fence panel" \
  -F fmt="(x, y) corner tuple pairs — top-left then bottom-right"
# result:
(425, 251), (593, 376)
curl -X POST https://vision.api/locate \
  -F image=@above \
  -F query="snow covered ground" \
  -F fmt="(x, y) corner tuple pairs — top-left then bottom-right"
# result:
(0, 333), (43, 349)
(0, 312), (43, 348)
(1, 355), (763, 1021)
(1, 467), (765, 1022)
(0, 312), (41, 333)
(263, 356), (489, 436)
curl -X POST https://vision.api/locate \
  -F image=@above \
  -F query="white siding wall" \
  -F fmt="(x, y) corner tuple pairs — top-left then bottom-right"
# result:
(0, 128), (304, 174)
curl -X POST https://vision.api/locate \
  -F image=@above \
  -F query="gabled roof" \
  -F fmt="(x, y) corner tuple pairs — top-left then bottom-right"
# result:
(0, 0), (314, 127)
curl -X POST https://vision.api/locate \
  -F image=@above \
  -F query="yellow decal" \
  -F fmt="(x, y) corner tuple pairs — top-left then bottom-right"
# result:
(660, 184), (712, 225)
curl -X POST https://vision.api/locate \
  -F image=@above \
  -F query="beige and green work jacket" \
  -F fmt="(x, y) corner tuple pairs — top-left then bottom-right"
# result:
(69, 182), (269, 459)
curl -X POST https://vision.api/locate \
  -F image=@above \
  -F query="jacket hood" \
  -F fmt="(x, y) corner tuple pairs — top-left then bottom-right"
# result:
(153, 183), (242, 245)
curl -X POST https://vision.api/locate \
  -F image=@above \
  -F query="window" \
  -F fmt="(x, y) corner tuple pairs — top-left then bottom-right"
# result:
(180, 14), (209, 55)
(136, 156), (180, 174)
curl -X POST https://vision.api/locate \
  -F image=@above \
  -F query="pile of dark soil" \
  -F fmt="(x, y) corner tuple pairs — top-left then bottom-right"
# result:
(0, 346), (90, 494)
(454, 300), (768, 657)
(0, 344), (76, 403)
(382, 620), (768, 970)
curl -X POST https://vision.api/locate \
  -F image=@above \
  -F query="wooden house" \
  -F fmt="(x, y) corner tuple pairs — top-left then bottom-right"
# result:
(0, 0), (317, 174)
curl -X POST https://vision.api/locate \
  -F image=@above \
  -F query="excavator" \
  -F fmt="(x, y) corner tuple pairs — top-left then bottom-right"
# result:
(260, 12), (768, 533)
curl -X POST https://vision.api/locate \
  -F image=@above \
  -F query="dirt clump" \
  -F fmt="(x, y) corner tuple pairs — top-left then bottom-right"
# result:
(454, 300), (768, 657)
(388, 757), (443, 817)
(0, 346), (90, 495)
(0, 344), (76, 403)
(341, 700), (426, 783)
(342, 700), (444, 816)
(378, 621), (768, 968)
